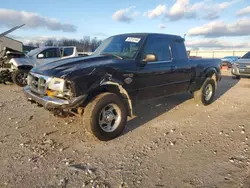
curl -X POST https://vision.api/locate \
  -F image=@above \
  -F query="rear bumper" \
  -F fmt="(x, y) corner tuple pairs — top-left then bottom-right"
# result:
(24, 86), (87, 110)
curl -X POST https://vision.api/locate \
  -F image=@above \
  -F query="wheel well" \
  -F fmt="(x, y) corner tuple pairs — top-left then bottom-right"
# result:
(205, 71), (217, 81)
(204, 71), (218, 90)
(17, 65), (33, 71)
(84, 84), (133, 117)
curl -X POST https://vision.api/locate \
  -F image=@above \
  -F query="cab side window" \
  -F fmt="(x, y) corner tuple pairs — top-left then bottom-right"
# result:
(143, 37), (172, 62)
(39, 48), (60, 58)
(62, 47), (74, 57)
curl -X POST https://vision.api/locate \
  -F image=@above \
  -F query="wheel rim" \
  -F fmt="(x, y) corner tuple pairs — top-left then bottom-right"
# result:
(16, 72), (28, 85)
(99, 103), (121, 132)
(204, 84), (213, 101)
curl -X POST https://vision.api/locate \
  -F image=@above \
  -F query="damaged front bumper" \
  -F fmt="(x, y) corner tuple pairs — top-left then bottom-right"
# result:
(24, 86), (87, 110)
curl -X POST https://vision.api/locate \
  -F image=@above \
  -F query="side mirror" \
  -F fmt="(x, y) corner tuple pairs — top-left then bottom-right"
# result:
(37, 54), (44, 58)
(142, 54), (157, 63)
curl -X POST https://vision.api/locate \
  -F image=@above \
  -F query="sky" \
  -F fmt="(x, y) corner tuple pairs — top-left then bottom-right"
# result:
(0, 0), (250, 50)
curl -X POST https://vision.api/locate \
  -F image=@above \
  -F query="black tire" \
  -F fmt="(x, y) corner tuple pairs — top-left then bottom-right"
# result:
(232, 75), (241, 79)
(193, 78), (216, 106)
(12, 69), (28, 87)
(83, 92), (127, 141)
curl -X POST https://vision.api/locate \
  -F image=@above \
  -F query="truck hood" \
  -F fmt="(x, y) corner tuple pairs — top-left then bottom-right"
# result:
(11, 57), (34, 67)
(31, 55), (115, 78)
(221, 58), (232, 62)
(238, 58), (250, 67)
(238, 59), (250, 64)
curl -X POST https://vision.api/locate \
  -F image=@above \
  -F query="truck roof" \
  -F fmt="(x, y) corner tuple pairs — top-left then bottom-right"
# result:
(112, 33), (184, 41)
(38, 46), (76, 50)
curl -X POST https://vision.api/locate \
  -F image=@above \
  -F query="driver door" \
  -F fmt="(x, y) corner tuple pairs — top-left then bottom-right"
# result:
(36, 48), (61, 66)
(136, 36), (179, 100)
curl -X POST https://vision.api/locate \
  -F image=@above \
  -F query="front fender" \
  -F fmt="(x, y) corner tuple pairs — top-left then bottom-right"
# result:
(9, 58), (34, 68)
(9, 58), (34, 72)
(84, 76), (133, 117)
(101, 81), (133, 117)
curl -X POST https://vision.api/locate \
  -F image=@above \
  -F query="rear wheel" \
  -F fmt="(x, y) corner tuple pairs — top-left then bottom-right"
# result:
(193, 78), (216, 106)
(83, 92), (127, 141)
(12, 69), (28, 87)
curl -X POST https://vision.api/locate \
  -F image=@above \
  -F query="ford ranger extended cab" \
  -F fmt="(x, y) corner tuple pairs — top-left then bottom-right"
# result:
(2, 46), (78, 87)
(24, 33), (221, 141)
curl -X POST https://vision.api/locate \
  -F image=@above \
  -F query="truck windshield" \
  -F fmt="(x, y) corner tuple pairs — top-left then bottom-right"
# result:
(242, 52), (250, 59)
(26, 48), (41, 57)
(93, 35), (145, 60)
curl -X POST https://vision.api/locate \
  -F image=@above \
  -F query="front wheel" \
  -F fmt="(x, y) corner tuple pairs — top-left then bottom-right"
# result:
(193, 78), (216, 106)
(12, 69), (28, 87)
(232, 75), (241, 79)
(83, 92), (127, 141)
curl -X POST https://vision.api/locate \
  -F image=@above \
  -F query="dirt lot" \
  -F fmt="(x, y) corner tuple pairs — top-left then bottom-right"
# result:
(0, 72), (250, 188)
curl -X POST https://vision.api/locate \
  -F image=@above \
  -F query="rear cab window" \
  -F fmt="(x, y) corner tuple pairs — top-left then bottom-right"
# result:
(62, 47), (74, 57)
(171, 40), (187, 60)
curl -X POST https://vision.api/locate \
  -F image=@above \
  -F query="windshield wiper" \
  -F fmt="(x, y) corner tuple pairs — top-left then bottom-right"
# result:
(101, 53), (123, 60)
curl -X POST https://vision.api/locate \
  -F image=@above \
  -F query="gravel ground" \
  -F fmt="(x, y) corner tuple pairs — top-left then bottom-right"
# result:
(0, 72), (250, 188)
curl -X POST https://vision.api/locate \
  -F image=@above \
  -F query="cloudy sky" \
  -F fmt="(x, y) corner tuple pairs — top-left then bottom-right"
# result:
(0, 0), (250, 49)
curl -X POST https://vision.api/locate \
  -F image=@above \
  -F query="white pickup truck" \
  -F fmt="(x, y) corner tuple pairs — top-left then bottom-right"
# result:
(8, 46), (79, 86)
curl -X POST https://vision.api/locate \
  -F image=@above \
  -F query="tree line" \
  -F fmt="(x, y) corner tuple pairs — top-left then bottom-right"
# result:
(27, 36), (103, 52)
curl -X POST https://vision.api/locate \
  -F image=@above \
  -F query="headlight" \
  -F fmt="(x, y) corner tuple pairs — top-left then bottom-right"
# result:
(48, 78), (65, 92)
(27, 74), (32, 86)
(47, 77), (72, 99)
(233, 62), (239, 67)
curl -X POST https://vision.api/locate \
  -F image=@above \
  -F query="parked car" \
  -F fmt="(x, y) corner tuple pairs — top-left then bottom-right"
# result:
(2, 46), (78, 86)
(0, 47), (26, 84)
(221, 56), (240, 68)
(231, 52), (250, 79)
(24, 33), (221, 141)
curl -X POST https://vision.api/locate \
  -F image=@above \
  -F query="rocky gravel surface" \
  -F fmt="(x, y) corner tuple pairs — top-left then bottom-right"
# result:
(0, 72), (250, 188)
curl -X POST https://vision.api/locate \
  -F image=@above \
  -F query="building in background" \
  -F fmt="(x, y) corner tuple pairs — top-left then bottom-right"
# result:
(0, 36), (23, 52)
(189, 50), (249, 58)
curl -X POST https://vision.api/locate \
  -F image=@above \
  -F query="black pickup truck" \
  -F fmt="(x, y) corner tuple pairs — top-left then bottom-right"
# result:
(24, 33), (221, 141)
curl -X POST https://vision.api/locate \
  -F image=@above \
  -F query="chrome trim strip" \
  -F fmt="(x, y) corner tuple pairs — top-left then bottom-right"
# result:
(29, 72), (52, 95)
(147, 60), (173, 64)
(24, 86), (87, 110)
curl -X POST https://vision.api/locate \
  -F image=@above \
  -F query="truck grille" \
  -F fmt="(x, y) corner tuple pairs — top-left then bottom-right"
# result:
(239, 69), (250, 74)
(28, 73), (50, 95)
(239, 63), (250, 74)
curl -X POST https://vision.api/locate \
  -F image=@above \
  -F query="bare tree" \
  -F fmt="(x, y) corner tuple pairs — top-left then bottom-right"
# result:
(44, 40), (53, 46)
(27, 42), (35, 47)
(38, 36), (102, 52)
